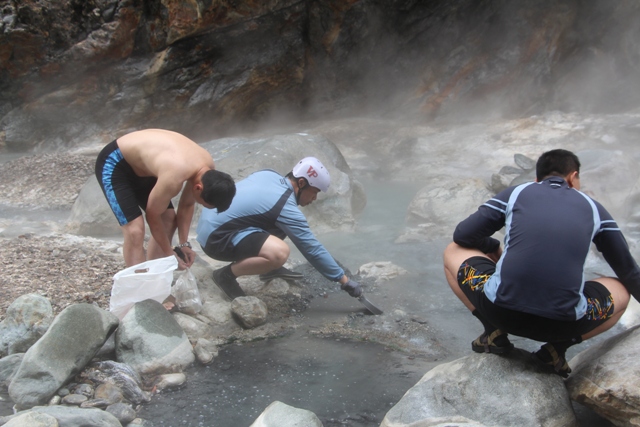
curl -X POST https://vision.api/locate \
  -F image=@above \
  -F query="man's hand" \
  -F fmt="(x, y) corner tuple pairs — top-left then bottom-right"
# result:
(341, 279), (363, 298)
(174, 246), (195, 269)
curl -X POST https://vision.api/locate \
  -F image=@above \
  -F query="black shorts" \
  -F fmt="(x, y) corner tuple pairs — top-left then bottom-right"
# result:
(457, 256), (615, 342)
(95, 140), (173, 226)
(205, 231), (270, 262)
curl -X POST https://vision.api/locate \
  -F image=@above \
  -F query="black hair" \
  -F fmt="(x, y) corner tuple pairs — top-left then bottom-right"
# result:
(285, 171), (308, 186)
(285, 171), (309, 205)
(201, 169), (236, 212)
(535, 149), (581, 181)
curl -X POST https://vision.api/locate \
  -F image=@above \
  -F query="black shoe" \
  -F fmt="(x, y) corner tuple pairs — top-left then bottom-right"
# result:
(212, 267), (246, 300)
(471, 329), (514, 355)
(533, 343), (571, 378)
(259, 267), (304, 281)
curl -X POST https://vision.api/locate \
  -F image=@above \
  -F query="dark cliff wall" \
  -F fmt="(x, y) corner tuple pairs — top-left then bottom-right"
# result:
(1, 0), (639, 151)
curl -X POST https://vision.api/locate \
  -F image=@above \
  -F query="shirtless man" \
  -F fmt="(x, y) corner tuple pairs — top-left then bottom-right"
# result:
(95, 129), (236, 269)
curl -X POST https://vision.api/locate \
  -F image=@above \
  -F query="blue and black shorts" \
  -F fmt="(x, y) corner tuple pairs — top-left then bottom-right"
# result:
(95, 140), (173, 226)
(457, 256), (615, 342)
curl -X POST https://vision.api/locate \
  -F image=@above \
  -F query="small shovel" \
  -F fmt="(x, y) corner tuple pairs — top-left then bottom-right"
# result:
(357, 293), (383, 315)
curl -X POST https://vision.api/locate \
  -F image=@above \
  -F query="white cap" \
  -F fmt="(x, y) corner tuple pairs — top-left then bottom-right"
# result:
(292, 157), (330, 192)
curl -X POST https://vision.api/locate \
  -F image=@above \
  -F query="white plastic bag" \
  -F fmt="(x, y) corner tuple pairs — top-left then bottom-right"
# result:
(171, 268), (202, 315)
(110, 255), (178, 319)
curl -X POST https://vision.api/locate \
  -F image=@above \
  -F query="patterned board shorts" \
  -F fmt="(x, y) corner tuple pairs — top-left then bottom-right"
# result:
(457, 256), (614, 341)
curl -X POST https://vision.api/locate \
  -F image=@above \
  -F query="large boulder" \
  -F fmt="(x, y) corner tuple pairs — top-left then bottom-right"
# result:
(8, 304), (119, 409)
(203, 133), (363, 233)
(0, 294), (53, 357)
(115, 299), (195, 376)
(397, 178), (494, 243)
(66, 175), (121, 237)
(381, 350), (577, 427)
(67, 132), (365, 236)
(566, 325), (640, 426)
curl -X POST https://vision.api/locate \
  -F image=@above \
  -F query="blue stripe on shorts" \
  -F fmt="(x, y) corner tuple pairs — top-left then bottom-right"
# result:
(101, 149), (128, 226)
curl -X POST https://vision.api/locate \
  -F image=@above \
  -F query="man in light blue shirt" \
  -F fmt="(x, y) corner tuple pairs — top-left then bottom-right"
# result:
(196, 157), (362, 300)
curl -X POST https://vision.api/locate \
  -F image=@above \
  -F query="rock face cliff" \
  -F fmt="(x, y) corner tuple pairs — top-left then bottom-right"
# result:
(1, 0), (639, 151)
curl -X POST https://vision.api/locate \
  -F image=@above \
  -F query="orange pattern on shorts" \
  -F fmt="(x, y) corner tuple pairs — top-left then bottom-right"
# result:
(458, 262), (491, 292)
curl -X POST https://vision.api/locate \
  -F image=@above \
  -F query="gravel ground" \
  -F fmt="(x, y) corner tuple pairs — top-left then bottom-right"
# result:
(0, 151), (124, 320)
(0, 233), (124, 321)
(0, 152), (96, 209)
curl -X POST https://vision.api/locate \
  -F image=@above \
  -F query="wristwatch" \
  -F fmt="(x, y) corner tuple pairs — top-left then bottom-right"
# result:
(177, 241), (192, 249)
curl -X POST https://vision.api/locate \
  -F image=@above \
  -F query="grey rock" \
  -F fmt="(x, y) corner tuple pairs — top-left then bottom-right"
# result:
(126, 418), (154, 427)
(73, 383), (93, 398)
(61, 394), (88, 406)
(250, 401), (323, 427)
(231, 296), (268, 329)
(84, 360), (149, 404)
(8, 304), (119, 409)
(106, 402), (137, 424)
(153, 373), (186, 391)
(381, 350), (577, 427)
(0, 294), (53, 357)
(499, 165), (525, 174)
(194, 338), (218, 365)
(514, 153), (536, 170)
(171, 312), (210, 341)
(3, 411), (59, 427)
(0, 353), (24, 386)
(398, 178), (494, 243)
(4, 405), (121, 427)
(509, 170), (536, 187)
(115, 299), (194, 376)
(93, 382), (124, 405)
(566, 325), (640, 426)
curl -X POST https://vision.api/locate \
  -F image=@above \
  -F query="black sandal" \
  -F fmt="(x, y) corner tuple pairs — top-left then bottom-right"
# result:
(471, 329), (514, 354)
(534, 343), (571, 378)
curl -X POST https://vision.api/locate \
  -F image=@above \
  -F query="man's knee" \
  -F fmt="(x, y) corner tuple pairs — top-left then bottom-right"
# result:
(443, 242), (478, 274)
(271, 241), (290, 265)
(260, 237), (290, 265)
(596, 277), (630, 313)
(122, 219), (145, 244)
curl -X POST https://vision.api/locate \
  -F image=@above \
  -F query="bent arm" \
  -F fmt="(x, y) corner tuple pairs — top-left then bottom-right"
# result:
(453, 199), (506, 254)
(593, 210), (640, 301)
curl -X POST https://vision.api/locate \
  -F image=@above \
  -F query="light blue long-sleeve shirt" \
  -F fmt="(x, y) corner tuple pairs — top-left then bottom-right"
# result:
(196, 170), (344, 281)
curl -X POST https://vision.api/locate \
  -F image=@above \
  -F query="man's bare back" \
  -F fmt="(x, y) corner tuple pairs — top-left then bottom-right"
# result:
(117, 129), (214, 181)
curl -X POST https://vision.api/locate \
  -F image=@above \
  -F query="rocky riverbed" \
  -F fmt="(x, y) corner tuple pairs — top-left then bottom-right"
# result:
(2, 112), (639, 426)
